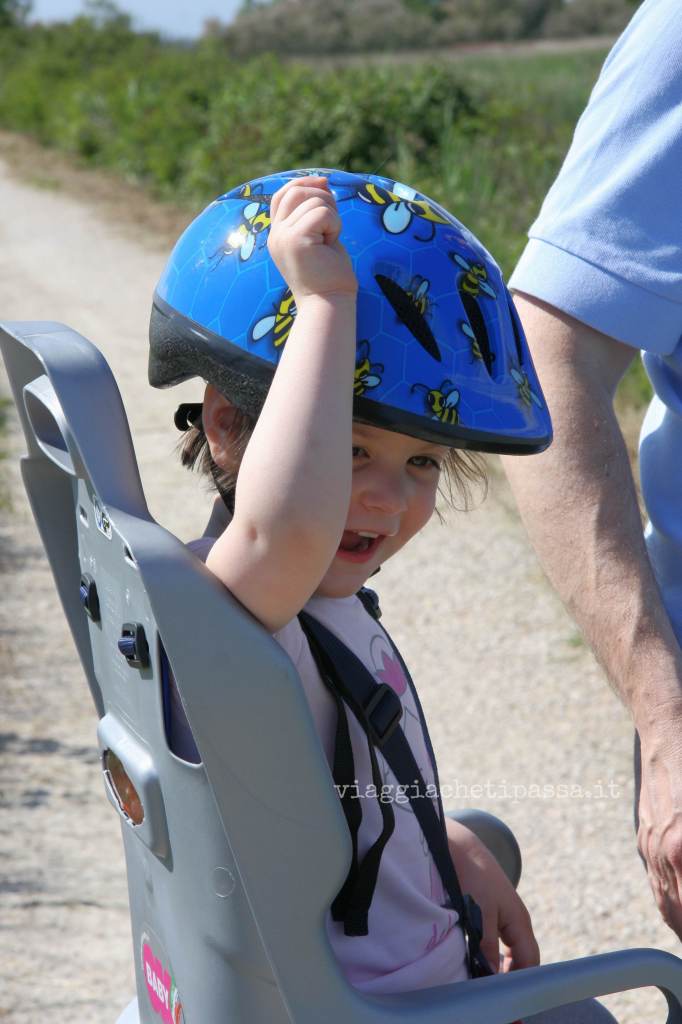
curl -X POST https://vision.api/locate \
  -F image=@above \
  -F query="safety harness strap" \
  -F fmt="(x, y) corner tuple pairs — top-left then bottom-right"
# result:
(357, 588), (444, 826)
(298, 592), (493, 978)
(299, 611), (396, 935)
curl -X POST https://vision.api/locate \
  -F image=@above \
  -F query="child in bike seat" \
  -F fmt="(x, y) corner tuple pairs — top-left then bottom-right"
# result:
(147, 169), (598, 1015)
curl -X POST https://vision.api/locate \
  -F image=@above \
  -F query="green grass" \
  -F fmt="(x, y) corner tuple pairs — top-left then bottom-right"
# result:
(24, 173), (61, 190)
(566, 630), (586, 649)
(617, 358), (653, 411)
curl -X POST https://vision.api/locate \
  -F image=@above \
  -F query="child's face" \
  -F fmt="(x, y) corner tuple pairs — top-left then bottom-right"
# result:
(315, 422), (447, 599)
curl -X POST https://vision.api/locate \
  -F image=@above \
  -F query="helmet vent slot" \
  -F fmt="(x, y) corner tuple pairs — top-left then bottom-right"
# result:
(460, 293), (495, 377)
(374, 274), (442, 363)
(508, 294), (525, 366)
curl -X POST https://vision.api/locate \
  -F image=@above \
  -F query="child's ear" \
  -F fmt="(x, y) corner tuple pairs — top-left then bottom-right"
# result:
(203, 384), (239, 471)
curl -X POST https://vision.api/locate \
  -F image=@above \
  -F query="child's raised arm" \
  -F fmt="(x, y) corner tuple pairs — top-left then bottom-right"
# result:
(205, 177), (358, 632)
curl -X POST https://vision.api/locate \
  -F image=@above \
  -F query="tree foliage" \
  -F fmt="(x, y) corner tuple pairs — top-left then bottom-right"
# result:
(223, 0), (635, 54)
(543, 0), (638, 37)
(0, 0), (31, 29)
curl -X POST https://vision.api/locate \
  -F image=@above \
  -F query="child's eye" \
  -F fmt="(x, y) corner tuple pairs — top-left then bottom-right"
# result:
(410, 455), (442, 470)
(352, 446), (368, 458)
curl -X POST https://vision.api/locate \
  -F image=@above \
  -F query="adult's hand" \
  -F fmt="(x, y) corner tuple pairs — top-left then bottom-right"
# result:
(637, 711), (682, 936)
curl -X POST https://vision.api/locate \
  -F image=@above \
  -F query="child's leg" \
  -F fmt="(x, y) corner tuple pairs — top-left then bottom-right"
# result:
(526, 998), (618, 1023)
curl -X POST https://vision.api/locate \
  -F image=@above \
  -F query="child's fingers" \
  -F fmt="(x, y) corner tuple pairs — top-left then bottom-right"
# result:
(272, 174), (329, 198)
(270, 176), (331, 222)
(292, 207), (343, 251)
(266, 176), (327, 218)
(498, 911), (540, 970)
(274, 185), (336, 227)
(285, 196), (342, 238)
(271, 179), (333, 221)
(500, 942), (515, 974)
(268, 202), (342, 256)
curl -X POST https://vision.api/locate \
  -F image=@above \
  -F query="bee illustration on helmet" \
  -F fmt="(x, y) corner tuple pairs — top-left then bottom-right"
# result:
(450, 252), (497, 375)
(450, 252), (497, 301)
(406, 275), (432, 317)
(251, 287), (297, 350)
(511, 367), (543, 409)
(211, 183), (272, 266)
(354, 340), (384, 396)
(357, 181), (450, 242)
(411, 379), (461, 425)
(460, 319), (496, 372)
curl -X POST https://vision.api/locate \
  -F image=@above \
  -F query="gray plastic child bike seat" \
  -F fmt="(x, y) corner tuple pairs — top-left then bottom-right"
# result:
(3, 319), (682, 1024)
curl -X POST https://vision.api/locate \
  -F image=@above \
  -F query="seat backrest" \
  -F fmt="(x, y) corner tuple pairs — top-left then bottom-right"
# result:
(4, 320), (682, 1024)
(0, 321), (361, 1024)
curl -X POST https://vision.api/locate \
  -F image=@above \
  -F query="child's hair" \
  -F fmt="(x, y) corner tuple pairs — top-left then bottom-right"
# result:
(179, 399), (488, 521)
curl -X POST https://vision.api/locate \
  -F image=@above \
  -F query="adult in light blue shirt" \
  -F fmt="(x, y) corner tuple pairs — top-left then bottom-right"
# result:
(502, 0), (682, 939)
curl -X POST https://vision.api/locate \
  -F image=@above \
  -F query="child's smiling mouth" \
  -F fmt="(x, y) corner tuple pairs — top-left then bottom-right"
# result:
(336, 530), (384, 562)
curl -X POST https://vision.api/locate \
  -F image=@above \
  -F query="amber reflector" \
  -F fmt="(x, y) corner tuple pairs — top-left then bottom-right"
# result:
(103, 750), (144, 825)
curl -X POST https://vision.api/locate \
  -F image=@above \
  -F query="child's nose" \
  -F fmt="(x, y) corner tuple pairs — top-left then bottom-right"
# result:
(358, 470), (409, 517)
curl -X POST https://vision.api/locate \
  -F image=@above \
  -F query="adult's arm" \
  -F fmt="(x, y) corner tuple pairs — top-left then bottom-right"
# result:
(500, 292), (682, 938)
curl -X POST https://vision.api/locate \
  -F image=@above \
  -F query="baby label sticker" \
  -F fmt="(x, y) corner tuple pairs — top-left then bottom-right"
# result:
(141, 932), (184, 1024)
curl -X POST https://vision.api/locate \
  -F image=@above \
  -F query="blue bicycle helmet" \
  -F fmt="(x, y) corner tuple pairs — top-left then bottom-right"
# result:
(150, 168), (552, 455)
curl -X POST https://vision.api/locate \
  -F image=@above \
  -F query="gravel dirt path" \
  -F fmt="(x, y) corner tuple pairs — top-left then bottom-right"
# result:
(0, 135), (678, 1023)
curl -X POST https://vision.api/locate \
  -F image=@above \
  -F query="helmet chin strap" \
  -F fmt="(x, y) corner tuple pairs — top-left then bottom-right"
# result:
(174, 402), (203, 432)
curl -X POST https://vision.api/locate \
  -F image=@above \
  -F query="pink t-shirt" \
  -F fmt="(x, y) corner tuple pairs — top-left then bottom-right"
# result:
(189, 536), (468, 995)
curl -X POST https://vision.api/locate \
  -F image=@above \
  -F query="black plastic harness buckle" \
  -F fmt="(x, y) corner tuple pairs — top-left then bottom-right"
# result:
(118, 622), (150, 669)
(364, 684), (402, 747)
